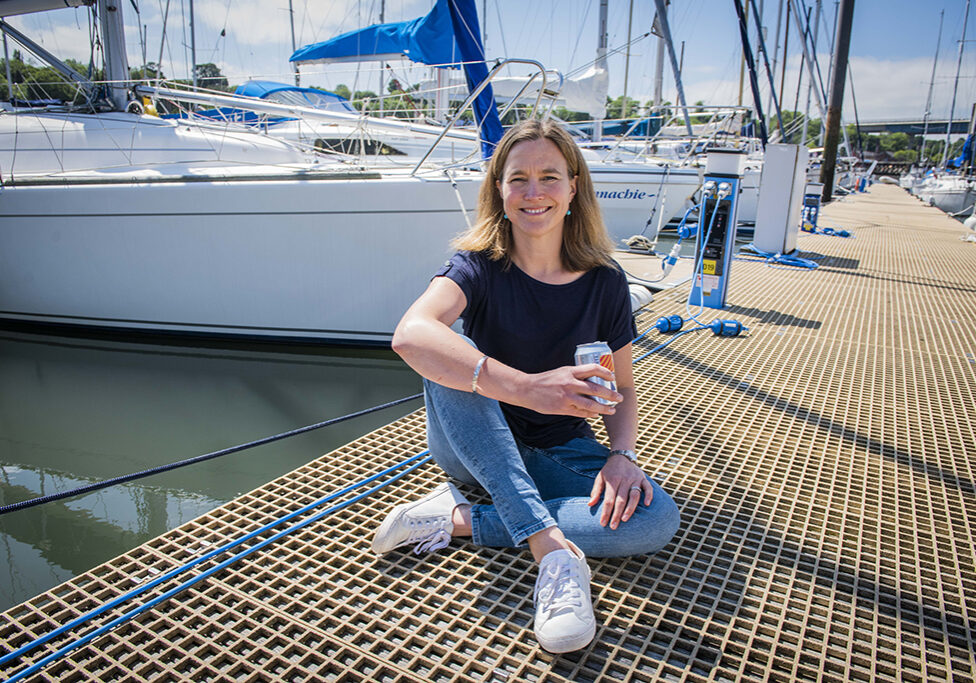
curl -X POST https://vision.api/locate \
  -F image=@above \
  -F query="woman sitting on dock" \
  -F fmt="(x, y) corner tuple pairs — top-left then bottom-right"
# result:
(373, 119), (680, 654)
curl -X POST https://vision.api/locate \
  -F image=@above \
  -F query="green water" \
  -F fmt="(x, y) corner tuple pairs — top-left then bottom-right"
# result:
(0, 331), (422, 612)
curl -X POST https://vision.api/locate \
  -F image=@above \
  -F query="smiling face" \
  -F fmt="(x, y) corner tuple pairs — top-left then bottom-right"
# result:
(496, 137), (578, 247)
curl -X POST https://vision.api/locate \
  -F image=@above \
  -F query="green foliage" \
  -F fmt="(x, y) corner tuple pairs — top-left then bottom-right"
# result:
(130, 62), (165, 81)
(194, 63), (229, 91)
(605, 94), (641, 120)
(893, 149), (917, 162)
(879, 132), (910, 153)
(552, 106), (590, 122)
(0, 53), (91, 103)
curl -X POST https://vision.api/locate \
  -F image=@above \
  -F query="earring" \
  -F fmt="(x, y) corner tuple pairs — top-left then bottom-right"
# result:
(566, 209), (572, 216)
(503, 213), (508, 220)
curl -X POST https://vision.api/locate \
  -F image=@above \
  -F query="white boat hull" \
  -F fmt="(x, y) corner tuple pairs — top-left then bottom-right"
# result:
(589, 164), (703, 245)
(0, 171), (478, 345)
(914, 176), (975, 216)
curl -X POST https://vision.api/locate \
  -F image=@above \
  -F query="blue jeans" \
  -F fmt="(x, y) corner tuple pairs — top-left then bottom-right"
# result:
(423, 377), (680, 559)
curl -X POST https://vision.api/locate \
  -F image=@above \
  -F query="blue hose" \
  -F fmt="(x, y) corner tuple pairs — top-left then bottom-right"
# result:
(6, 314), (726, 678)
(1, 451), (432, 680)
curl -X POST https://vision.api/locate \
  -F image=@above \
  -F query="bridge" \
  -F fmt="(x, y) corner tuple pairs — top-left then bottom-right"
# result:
(855, 118), (971, 135)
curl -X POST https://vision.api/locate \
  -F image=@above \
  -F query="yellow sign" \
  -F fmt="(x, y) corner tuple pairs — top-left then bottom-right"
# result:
(703, 260), (717, 275)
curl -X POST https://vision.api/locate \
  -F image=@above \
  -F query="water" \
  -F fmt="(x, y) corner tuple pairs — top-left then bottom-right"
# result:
(0, 330), (422, 612)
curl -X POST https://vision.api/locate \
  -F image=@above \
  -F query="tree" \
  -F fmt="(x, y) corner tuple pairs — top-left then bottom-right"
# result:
(131, 62), (165, 81)
(0, 54), (88, 103)
(552, 106), (590, 122)
(880, 132), (910, 153)
(605, 94), (640, 120)
(194, 63), (229, 91)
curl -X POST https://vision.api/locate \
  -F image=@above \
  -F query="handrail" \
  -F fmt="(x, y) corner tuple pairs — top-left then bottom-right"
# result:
(495, 68), (564, 122)
(132, 83), (480, 145)
(409, 58), (553, 175)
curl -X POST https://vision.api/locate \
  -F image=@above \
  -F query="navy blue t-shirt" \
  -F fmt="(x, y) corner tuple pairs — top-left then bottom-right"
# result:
(436, 250), (637, 448)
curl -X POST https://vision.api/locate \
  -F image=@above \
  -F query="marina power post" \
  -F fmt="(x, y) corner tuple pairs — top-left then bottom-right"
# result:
(689, 150), (745, 310)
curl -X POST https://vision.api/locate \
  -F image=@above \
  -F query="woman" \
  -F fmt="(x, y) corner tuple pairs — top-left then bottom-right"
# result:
(373, 119), (680, 654)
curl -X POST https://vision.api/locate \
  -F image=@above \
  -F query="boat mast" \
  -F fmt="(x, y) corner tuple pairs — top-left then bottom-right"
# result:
(801, 0), (822, 145)
(920, 10), (943, 164)
(189, 0), (196, 89)
(942, 0), (970, 168)
(592, 0), (608, 141)
(767, 0), (784, 117)
(652, 3), (666, 108)
(289, 0), (300, 86)
(377, 0), (383, 111)
(97, 0), (130, 110)
(3, 31), (12, 100)
(818, 0), (855, 204)
(622, 0), (634, 119)
(651, 0), (693, 135)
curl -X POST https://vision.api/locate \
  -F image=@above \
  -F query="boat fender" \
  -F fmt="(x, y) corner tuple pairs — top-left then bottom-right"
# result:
(629, 284), (654, 312)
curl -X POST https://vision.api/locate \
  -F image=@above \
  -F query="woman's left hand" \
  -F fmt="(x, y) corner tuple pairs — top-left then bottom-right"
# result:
(588, 453), (653, 530)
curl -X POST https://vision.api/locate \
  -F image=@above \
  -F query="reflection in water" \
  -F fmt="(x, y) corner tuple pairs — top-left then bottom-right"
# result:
(0, 331), (422, 612)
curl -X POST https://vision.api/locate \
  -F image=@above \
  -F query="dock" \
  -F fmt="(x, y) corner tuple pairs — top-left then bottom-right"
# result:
(2, 184), (974, 682)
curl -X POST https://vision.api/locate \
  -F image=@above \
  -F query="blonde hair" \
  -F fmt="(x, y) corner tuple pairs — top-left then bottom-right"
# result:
(452, 119), (615, 272)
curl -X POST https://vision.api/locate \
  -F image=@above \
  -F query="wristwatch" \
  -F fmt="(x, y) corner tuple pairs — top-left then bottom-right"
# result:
(609, 449), (639, 464)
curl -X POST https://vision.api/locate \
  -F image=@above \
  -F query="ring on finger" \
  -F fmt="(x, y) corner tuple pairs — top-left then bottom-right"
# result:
(629, 486), (642, 495)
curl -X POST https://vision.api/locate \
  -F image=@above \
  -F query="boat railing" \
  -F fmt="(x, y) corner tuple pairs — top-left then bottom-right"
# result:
(131, 83), (483, 151)
(408, 58), (557, 176)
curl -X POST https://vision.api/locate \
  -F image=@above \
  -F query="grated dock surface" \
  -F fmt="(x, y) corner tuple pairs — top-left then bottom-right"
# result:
(2, 185), (974, 682)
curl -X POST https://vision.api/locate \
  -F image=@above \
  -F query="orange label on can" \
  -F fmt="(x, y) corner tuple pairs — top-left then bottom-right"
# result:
(599, 353), (615, 372)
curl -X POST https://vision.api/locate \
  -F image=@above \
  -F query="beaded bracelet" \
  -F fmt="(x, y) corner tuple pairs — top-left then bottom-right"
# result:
(471, 355), (489, 393)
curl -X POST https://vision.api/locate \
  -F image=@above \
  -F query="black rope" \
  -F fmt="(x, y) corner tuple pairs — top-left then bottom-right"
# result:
(0, 392), (423, 516)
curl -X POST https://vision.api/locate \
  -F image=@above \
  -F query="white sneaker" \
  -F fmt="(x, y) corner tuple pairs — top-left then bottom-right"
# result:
(533, 541), (596, 653)
(371, 481), (470, 555)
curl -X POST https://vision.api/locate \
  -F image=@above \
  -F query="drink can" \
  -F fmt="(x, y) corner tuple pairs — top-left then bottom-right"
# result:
(574, 341), (617, 405)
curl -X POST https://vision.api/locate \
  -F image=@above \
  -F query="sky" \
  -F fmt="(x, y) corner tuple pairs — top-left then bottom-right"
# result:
(7, 0), (976, 125)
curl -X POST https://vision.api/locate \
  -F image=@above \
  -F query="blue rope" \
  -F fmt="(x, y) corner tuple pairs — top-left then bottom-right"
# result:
(0, 451), (431, 679)
(6, 315), (708, 677)
(739, 243), (819, 269)
(633, 326), (710, 362)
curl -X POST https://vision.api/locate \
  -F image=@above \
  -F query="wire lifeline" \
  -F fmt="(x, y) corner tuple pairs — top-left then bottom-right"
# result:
(0, 392), (424, 516)
(0, 451), (433, 680)
(4, 319), (668, 673)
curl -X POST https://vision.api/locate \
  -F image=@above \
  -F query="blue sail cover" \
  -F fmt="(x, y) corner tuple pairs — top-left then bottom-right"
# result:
(446, 0), (502, 158)
(290, 0), (501, 159)
(947, 133), (975, 169)
(289, 0), (458, 67)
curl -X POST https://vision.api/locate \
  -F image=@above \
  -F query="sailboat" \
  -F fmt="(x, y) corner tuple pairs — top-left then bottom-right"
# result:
(276, 0), (705, 247)
(0, 0), (495, 346)
(909, 0), (976, 216)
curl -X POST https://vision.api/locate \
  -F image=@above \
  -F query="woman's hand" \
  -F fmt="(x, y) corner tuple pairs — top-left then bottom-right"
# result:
(588, 453), (653, 530)
(518, 364), (622, 418)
